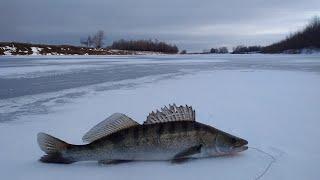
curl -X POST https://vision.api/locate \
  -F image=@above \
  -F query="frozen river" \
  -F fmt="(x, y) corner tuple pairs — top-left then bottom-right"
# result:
(0, 54), (320, 180)
(1, 54), (320, 99)
(1, 54), (320, 123)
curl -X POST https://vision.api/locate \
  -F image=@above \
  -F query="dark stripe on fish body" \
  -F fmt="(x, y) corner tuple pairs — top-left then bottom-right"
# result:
(188, 122), (194, 132)
(203, 123), (213, 132)
(151, 125), (159, 137)
(197, 122), (206, 132)
(109, 131), (125, 144)
(133, 127), (139, 140)
(142, 125), (148, 136)
(193, 122), (200, 137)
(168, 122), (176, 134)
(122, 128), (129, 136)
(157, 123), (164, 136)
(182, 122), (188, 132)
(194, 122), (200, 131)
(157, 123), (165, 143)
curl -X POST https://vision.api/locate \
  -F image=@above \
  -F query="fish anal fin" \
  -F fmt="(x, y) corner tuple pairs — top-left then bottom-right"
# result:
(171, 157), (191, 164)
(99, 160), (133, 165)
(171, 145), (202, 164)
(40, 153), (75, 164)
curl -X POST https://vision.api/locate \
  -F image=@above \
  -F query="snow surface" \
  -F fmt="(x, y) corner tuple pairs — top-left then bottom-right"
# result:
(2, 45), (17, 55)
(0, 54), (320, 180)
(30, 47), (43, 55)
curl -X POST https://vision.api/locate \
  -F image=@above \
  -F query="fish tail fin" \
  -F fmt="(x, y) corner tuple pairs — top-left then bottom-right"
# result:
(37, 132), (76, 164)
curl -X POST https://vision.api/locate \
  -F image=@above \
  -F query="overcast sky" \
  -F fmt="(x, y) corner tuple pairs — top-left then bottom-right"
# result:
(1, 0), (319, 51)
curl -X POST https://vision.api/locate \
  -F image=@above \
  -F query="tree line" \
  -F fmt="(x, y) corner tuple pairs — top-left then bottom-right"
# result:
(262, 16), (320, 53)
(80, 31), (178, 53)
(203, 16), (320, 54)
(209, 47), (229, 54)
(232, 45), (262, 54)
(109, 39), (179, 54)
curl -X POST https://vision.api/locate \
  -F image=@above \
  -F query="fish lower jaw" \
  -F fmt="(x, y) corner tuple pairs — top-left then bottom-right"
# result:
(232, 145), (248, 153)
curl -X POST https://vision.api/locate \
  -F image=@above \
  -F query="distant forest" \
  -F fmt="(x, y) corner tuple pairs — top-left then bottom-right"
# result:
(228, 16), (320, 54)
(109, 39), (179, 54)
(262, 16), (320, 53)
(231, 45), (262, 54)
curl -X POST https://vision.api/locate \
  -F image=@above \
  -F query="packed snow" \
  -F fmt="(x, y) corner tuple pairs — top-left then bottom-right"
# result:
(0, 54), (320, 180)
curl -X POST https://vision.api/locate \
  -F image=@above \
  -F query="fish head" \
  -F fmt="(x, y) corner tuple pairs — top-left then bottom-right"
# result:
(214, 130), (248, 155)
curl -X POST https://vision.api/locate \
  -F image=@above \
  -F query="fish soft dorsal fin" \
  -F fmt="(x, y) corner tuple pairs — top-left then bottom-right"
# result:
(143, 104), (195, 125)
(82, 113), (140, 143)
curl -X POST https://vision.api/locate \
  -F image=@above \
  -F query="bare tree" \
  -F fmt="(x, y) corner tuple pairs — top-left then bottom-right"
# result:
(309, 16), (320, 28)
(92, 30), (105, 49)
(80, 36), (93, 47)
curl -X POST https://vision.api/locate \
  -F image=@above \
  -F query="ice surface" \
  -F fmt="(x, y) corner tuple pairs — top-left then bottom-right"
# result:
(0, 54), (320, 180)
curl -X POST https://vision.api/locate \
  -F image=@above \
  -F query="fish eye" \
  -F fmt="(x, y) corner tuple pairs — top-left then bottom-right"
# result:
(231, 137), (237, 144)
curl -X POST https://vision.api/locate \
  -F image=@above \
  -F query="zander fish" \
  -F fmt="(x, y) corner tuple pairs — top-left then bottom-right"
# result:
(37, 104), (248, 164)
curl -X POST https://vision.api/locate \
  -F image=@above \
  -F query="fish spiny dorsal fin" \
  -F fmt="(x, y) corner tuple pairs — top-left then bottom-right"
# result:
(143, 104), (196, 124)
(82, 113), (140, 143)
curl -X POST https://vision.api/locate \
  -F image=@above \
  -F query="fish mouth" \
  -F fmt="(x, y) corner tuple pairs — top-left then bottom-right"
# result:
(234, 145), (248, 152)
(233, 140), (248, 152)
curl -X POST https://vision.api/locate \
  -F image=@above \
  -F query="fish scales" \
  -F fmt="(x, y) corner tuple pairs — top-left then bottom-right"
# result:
(68, 122), (209, 161)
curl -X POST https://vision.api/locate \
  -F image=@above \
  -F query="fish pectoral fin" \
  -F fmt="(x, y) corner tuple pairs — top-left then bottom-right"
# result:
(171, 144), (202, 164)
(98, 160), (133, 165)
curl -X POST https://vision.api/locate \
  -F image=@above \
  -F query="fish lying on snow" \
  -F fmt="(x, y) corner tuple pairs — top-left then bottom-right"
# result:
(37, 104), (248, 164)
